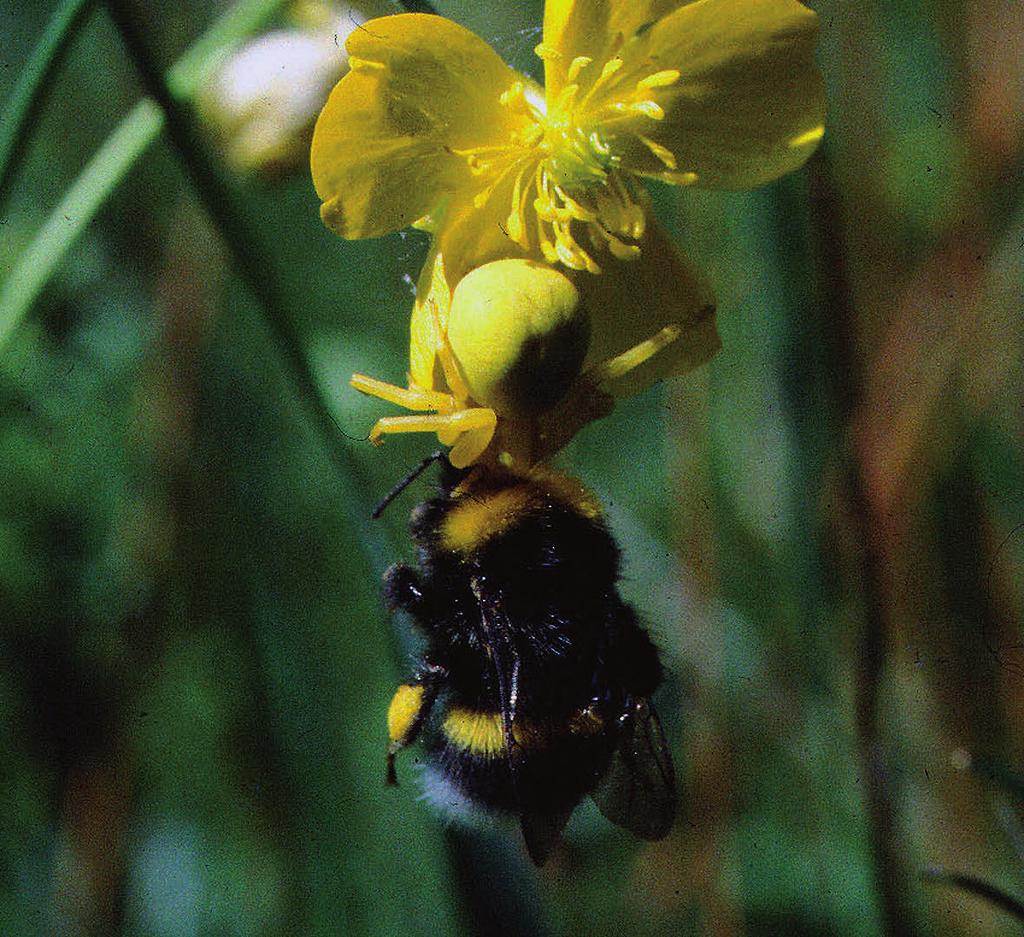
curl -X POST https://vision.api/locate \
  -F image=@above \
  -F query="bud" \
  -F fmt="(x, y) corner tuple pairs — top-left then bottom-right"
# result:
(447, 260), (590, 418)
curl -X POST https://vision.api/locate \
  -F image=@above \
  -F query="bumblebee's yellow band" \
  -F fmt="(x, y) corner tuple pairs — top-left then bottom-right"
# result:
(442, 705), (605, 757)
(442, 707), (540, 757)
(440, 470), (602, 554)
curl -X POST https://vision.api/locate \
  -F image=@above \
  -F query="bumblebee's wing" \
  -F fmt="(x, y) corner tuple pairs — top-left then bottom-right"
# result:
(591, 697), (676, 841)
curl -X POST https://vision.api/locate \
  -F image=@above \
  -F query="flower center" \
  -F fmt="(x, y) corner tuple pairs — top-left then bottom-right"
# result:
(451, 49), (685, 274)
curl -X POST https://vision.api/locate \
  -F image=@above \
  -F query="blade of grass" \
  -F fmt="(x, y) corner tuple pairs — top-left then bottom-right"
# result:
(0, 0), (288, 353)
(0, 99), (161, 349)
(921, 868), (1024, 923)
(0, 0), (97, 208)
(104, 7), (472, 932)
(101, 0), (391, 575)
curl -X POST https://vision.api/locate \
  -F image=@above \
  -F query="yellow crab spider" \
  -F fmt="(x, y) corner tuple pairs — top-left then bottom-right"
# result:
(350, 257), (683, 468)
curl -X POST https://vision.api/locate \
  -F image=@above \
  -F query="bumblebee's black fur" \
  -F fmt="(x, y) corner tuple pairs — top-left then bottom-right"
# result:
(384, 457), (676, 864)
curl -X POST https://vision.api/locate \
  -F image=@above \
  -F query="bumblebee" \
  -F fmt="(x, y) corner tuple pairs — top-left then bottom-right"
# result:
(382, 455), (676, 865)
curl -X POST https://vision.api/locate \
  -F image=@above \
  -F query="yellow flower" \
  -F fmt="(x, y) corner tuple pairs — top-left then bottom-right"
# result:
(311, 0), (825, 278)
(350, 241), (715, 468)
(314, 0), (825, 466)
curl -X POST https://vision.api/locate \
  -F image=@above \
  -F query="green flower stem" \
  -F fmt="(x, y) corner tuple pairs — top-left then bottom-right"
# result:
(0, 0), (96, 208)
(101, 0), (390, 573)
(0, 0), (288, 353)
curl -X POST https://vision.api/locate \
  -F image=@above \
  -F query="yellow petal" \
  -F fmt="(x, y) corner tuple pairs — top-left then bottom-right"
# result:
(576, 221), (719, 396)
(311, 14), (520, 239)
(616, 0), (825, 189)
(542, 0), (689, 100)
(409, 247), (452, 392)
(436, 181), (540, 286)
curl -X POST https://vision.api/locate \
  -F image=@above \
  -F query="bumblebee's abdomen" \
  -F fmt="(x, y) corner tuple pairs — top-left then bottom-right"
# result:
(425, 703), (613, 813)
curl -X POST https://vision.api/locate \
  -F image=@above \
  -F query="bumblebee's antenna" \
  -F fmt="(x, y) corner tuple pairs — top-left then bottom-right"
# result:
(372, 450), (447, 519)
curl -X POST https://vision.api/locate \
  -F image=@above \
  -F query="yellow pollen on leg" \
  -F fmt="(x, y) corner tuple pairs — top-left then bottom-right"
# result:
(388, 684), (426, 744)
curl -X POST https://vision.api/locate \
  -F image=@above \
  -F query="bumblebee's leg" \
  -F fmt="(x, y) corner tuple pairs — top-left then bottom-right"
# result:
(521, 805), (575, 867)
(386, 668), (444, 785)
(383, 563), (426, 617)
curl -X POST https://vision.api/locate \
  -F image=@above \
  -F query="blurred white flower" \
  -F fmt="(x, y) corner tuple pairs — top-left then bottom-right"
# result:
(200, 3), (380, 175)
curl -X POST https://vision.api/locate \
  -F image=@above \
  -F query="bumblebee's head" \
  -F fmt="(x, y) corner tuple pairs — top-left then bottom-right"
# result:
(446, 259), (590, 420)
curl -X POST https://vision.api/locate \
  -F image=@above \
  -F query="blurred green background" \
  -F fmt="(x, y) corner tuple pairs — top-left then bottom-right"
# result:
(2, 0), (1022, 935)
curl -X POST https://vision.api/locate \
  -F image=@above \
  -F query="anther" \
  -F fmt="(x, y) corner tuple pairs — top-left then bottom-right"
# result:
(598, 57), (624, 82)
(638, 135), (677, 170)
(567, 56), (593, 83)
(588, 132), (611, 157)
(637, 69), (680, 90)
(348, 56), (384, 72)
(500, 82), (524, 107)
(555, 84), (580, 113)
(631, 100), (665, 120)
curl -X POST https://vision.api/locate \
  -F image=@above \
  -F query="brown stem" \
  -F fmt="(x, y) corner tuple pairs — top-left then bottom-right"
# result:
(806, 150), (919, 937)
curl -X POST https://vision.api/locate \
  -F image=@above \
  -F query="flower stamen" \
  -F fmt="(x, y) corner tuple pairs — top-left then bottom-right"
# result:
(449, 50), (688, 273)
(636, 69), (680, 91)
(567, 56), (593, 83)
(630, 100), (664, 120)
(575, 55), (624, 114)
(637, 135), (677, 170)
(533, 42), (561, 62)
